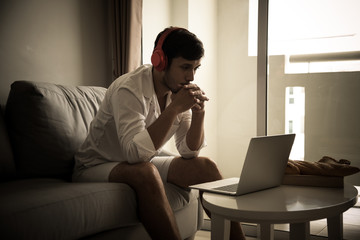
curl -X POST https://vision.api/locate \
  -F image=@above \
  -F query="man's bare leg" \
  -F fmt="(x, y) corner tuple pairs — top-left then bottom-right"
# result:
(167, 156), (246, 240)
(109, 162), (181, 240)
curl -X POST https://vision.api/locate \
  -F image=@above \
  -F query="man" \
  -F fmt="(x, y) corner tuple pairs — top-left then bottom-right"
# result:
(73, 27), (245, 240)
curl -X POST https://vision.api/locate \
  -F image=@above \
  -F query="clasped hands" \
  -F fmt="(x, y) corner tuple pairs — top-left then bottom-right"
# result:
(171, 83), (209, 113)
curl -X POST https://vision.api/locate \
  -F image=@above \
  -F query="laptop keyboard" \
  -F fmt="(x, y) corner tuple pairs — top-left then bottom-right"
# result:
(214, 183), (238, 192)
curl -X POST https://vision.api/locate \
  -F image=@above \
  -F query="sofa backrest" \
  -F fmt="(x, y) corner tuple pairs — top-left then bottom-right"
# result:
(5, 81), (106, 180)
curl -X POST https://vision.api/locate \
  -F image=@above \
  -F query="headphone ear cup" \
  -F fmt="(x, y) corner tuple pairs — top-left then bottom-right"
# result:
(151, 27), (181, 71)
(151, 49), (167, 71)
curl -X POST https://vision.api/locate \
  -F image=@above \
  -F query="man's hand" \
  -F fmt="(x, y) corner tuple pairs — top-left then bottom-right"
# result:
(171, 84), (209, 113)
(182, 84), (207, 150)
(189, 85), (209, 113)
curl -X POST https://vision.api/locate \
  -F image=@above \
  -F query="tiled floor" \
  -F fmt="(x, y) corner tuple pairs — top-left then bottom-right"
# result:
(195, 189), (360, 240)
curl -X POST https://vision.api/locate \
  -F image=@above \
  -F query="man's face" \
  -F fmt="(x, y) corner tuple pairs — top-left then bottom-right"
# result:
(163, 57), (202, 93)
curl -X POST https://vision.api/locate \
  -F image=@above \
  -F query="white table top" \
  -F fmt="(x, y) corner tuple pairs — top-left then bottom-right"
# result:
(202, 183), (358, 224)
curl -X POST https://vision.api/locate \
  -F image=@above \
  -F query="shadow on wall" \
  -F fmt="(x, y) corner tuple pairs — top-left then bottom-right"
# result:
(0, 0), (112, 107)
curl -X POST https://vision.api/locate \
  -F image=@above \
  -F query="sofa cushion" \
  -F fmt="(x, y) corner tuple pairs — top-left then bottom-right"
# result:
(0, 107), (16, 181)
(0, 179), (198, 239)
(5, 81), (106, 179)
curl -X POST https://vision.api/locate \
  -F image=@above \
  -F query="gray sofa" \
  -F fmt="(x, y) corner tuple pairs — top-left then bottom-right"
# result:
(0, 81), (203, 240)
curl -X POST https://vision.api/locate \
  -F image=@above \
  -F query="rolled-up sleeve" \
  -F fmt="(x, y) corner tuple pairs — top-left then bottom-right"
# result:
(111, 88), (156, 164)
(133, 130), (157, 161)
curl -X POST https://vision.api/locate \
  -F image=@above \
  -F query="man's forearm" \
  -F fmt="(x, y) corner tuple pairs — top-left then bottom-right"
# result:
(186, 111), (205, 151)
(147, 107), (178, 150)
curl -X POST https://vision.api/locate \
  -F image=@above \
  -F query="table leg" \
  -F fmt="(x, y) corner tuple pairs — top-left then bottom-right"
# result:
(290, 222), (310, 240)
(211, 213), (230, 240)
(258, 224), (274, 240)
(327, 214), (343, 240)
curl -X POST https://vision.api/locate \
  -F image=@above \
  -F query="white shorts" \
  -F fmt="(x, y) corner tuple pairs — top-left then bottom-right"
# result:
(72, 156), (175, 183)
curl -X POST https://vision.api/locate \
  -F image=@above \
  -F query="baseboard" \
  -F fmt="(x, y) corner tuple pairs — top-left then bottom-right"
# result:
(201, 218), (211, 231)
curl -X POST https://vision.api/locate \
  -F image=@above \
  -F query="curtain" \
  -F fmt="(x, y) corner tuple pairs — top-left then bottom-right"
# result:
(109, 0), (142, 80)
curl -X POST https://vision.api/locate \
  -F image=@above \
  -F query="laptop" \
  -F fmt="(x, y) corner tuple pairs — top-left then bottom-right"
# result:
(189, 134), (295, 196)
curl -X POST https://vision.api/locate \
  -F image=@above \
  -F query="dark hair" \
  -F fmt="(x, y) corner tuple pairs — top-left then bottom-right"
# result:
(154, 27), (204, 68)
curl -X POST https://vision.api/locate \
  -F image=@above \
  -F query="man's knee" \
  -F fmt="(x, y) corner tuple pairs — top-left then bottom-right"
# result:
(180, 156), (222, 181)
(109, 161), (162, 189)
(136, 162), (162, 184)
(192, 156), (218, 171)
(196, 156), (222, 180)
(168, 156), (222, 187)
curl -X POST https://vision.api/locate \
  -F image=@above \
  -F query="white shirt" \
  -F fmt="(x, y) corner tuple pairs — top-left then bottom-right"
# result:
(74, 65), (205, 170)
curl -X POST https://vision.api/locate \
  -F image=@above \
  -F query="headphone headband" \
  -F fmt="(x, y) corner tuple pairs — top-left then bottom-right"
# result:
(151, 27), (182, 71)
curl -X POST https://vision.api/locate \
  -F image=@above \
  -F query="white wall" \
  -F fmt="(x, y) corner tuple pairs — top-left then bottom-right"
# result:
(217, 0), (257, 177)
(143, 0), (258, 178)
(188, 0), (219, 163)
(0, 0), (111, 106)
(142, 0), (172, 65)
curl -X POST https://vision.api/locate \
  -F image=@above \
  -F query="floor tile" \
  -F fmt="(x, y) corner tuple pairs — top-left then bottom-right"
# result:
(343, 224), (360, 240)
(310, 219), (327, 236)
(274, 223), (289, 232)
(195, 230), (210, 240)
(344, 207), (360, 225)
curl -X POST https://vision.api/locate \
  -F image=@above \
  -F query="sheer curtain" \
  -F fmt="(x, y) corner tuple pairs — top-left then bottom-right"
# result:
(109, 0), (142, 80)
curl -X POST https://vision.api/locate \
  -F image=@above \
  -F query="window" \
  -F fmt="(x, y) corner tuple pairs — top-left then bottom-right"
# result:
(263, 0), (360, 185)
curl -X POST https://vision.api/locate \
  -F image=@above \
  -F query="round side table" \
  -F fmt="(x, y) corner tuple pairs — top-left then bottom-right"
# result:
(202, 183), (358, 240)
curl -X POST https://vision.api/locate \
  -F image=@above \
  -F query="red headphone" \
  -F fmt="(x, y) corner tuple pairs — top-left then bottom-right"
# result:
(151, 27), (181, 71)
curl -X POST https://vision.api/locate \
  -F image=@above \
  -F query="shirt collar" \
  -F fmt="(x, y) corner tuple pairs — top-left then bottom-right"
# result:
(143, 64), (155, 99)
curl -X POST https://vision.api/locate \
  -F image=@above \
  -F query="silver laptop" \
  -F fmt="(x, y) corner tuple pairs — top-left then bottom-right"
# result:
(189, 134), (295, 196)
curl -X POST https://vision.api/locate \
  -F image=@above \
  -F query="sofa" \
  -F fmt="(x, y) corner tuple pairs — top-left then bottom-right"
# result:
(0, 81), (203, 240)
